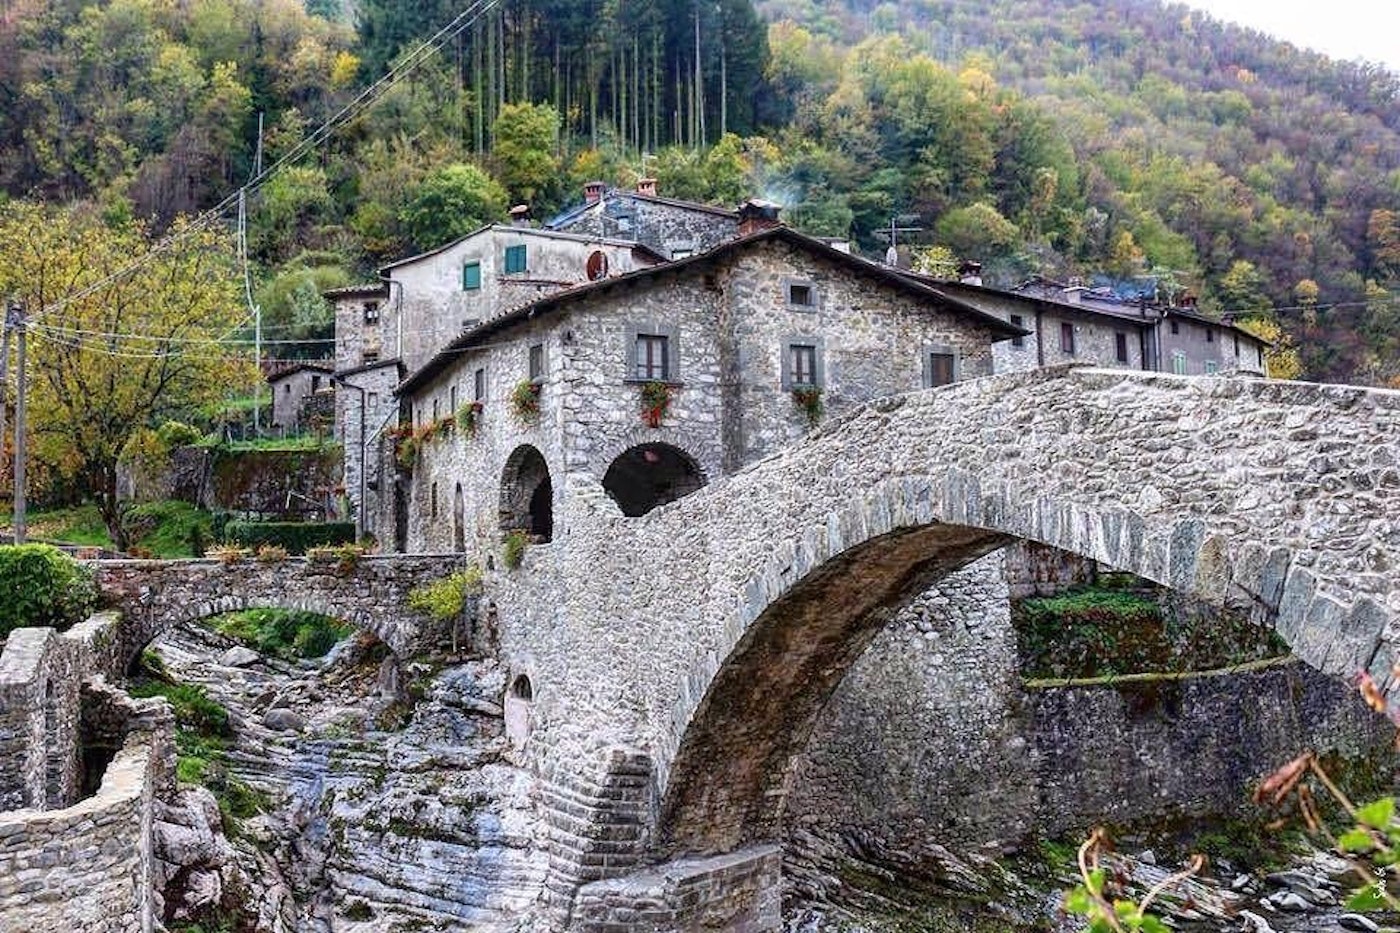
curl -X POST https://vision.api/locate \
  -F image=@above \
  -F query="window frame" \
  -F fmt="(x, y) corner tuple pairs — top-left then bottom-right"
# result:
(1172, 350), (1188, 375)
(504, 244), (528, 275)
(1059, 321), (1076, 356)
(363, 301), (381, 324)
(528, 342), (546, 384)
(922, 345), (961, 388)
(1009, 314), (1026, 349)
(473, 367), (486, 401)
(1115, 332), (1129, 364)
(1204, 360), (1219, 375)
(783, 277), (819, 311)
(462, 261), (482, 291)
(1170, 319), (1181, 335)
(624, 323), (681, 383)
(780, 336), (825, 390)
(1206, 327), (1215, 344)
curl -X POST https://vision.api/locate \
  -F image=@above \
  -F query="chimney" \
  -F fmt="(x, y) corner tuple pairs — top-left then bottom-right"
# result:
(509, 204), (531, 227)
(737, 199), (782, 237)
(957, 260), (983, 286)
(584, 181), (606, 204)
(636, 177), (658, 197)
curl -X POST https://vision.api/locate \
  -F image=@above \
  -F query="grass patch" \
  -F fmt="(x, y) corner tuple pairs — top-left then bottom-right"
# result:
(129, 652), (266, 834)
(210, 608), (353, 661)
(25, 505), (112, 547)
(1014, 579), (1286, 679)
(122, 500), (214, 557)
(216, 434), (334, 452)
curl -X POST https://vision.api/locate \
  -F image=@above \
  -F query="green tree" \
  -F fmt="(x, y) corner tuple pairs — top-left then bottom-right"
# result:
(399, 163), (508, 252)
(0, 202), (256, 547)
(491, 102), (562, 209)
(935, 203), (1019, 259)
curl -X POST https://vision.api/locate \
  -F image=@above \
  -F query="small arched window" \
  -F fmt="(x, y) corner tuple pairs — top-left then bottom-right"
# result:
(511, 674), (534, 701)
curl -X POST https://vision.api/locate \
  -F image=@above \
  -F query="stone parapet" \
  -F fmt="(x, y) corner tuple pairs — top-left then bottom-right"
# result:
(0, 728), (163, 933)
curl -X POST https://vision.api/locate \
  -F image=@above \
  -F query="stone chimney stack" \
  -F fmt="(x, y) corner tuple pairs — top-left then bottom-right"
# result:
(584, 181), (606, 204)
(636, 177), (658, 197)
(509, 204), (531, 227)
(737, 199), (782, 237)
(957, 260), (983, 286)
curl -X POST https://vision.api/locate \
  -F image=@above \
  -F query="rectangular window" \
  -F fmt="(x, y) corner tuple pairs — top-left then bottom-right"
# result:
(1115, 332), (1129, 363)
(1234, 333), (1240, 357)
(1060, 321), (1075, 355)
(450, 385), (458, 411)
(1257, 345), (1263, 367)
(1172, 351), (1187, 375)
(929, 352), (956, 387)
(463, 261), (482, 291)
(788, 283), (814, 307)
(1170, 319), (1180, 335)
(504, 244), (528, 274)
(311, 375), (322, 392)
(1206, 328), (1215, 343)
(635, 333), (670, 381)
(474, 367), (486, 401)
(368, 392), (379, 408)
(432, 399), (440, 422)
(363, 301), (380, 323)
(528, 343), (545, 382)
(1205, 360), (1219, 374)
(1010, 314), (1025, 349)
(789, 343), (818, 387)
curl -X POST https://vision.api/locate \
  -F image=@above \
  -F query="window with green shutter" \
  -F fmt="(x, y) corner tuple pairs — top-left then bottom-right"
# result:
(504, 244), (527, 274)
(463, 261), (481, 291)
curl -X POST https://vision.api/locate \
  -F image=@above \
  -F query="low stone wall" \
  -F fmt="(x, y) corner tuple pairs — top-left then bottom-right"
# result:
(0, 727), (165, 932)
(1028, 659), (1393, 833)
(0, 613), (124, 810)
(572, 845), (782, 932)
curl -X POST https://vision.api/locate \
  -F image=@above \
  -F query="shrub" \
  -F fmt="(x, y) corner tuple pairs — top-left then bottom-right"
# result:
(224, 521), (356, 554)
(456, 401), (483, 437)
(155, 420), (203, 448)
(407, 567), (484, 621)
(0, 544), (97, 636)
(211, 608), (353, 660)
(255, 544), (288, 562)
(503, 530), (528, 569)
(791, 386), (823, 426)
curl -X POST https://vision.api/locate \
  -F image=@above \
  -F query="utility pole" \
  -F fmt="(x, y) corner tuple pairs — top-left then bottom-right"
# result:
(0, 300), (12, 541)
(10, 300), (26, 544)
(877, 214), (923, 267)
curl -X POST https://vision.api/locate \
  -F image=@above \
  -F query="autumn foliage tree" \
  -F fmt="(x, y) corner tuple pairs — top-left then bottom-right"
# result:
(0, 202), (257, 548)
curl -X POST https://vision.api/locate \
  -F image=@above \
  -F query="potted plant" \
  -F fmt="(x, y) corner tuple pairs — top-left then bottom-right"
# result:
(456, 400), (484, 438)
(639, 380), (671, 428)
(791, 386), (823, 427)
(510, 379), (541, 425)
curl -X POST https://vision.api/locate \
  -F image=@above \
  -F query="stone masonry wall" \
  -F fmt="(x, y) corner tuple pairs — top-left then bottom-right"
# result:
(0, 731), (163, 933)
(785, 554), (1037, 849)
(554, 193), (737, 259)
(1028, 659), (1392, 833)
(404, 237), (1005, 553)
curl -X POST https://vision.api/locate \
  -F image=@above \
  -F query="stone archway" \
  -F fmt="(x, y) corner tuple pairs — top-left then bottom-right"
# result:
(601, 443), (708, 517)
(500, 445), (554, 541)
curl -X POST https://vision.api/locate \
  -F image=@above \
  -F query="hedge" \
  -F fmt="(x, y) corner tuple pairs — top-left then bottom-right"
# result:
(223, 521), (355, 554)
(0, 544), (98, 637)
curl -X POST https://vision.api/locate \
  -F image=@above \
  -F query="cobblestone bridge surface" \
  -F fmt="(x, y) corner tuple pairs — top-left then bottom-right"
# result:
(484, 365), (1400, 928)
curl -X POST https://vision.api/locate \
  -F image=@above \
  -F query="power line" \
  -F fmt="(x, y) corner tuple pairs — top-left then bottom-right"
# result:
(26, 0), (507, 326)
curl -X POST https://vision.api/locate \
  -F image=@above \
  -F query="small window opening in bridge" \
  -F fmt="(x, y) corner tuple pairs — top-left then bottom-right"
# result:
(500, 444), (554, 541)
(602, 443), (707, 517)
(505, 673), (534, 748)
(453, 482), (465, 551)
(43, 680), (62, 809)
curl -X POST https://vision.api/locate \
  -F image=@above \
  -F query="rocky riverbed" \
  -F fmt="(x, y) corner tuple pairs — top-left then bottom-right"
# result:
(147, 621), (550, 932)
(783, 826), (1400, 932)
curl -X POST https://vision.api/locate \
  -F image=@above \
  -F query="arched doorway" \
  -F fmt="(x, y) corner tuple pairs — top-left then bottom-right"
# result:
(500, 445), (554, 541)
(601, 443), (707, 517)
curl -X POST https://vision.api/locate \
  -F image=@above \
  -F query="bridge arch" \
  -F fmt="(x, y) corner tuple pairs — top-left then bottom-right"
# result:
(602, 442), (708, 517)
(605, 370), (1400, 858)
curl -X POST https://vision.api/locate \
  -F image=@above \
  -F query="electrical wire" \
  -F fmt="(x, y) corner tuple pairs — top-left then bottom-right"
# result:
(25, 0), (506, 326)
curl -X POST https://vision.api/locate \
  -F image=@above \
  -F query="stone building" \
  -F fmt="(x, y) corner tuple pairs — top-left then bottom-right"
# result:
(925, 275), (1270, 377)
(391, 223), (1022, 553)
(267, 362), (333, 432)
(547, 179), (741, 260)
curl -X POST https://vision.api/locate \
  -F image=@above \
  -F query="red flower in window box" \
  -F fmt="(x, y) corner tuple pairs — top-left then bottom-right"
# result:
(639, 380), (671, 428)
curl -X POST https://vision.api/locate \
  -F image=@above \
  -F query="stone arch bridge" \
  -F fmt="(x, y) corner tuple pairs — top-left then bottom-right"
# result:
(90, 554), (468, 668)
(486, 366), (1400, 930)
